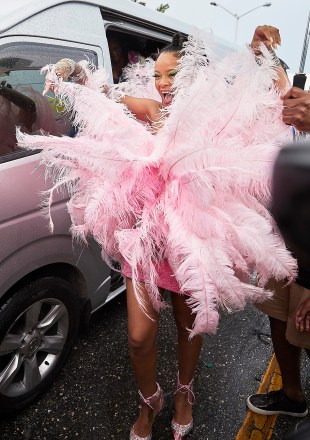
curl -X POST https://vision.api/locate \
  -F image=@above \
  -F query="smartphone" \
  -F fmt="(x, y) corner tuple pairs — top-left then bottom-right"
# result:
(292, 73), (307, 89)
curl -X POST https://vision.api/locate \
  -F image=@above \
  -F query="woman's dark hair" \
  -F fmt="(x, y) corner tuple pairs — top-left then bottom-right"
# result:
(159, 33), (186, 58)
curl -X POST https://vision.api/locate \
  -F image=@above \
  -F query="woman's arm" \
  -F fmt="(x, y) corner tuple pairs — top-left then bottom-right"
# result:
(43, 59), (162, 124)
(121, 96), (161, 123)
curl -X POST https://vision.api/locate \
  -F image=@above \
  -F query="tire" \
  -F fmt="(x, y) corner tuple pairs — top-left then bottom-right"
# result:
(0, 277), (80, 416)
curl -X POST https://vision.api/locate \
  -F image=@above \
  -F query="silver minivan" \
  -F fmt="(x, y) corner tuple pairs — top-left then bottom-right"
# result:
(0, 0), (234, 415)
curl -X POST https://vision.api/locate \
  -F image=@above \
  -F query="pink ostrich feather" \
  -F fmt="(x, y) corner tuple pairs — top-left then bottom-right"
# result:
(17, 32), (297, 336)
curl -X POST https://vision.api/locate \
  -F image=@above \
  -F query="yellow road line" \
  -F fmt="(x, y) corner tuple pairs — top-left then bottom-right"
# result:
(236, 354), (282, 440)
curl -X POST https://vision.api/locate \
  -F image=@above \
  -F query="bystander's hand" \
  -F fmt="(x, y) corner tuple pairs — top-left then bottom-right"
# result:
(250, 25), (281, 55)
(281, 88), (310, 132)
(250, 25), (288, 90)
(296, 297), (310, 331)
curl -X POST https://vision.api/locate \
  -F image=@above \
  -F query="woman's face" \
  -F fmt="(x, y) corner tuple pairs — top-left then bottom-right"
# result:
(154, 52), (179, 107)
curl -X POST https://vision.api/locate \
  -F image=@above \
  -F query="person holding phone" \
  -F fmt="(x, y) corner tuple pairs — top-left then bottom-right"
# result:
(247, 86), (310, 419)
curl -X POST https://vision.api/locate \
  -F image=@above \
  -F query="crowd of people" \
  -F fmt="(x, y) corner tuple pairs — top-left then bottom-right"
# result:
(13, 22), (310, 440)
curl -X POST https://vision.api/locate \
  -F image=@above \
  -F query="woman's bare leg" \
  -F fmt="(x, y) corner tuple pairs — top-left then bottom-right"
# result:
(126, 278), (161, 437)
(171, 293), (203, 425)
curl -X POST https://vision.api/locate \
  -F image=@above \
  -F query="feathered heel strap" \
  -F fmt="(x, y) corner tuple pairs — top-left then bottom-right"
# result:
(174, 377), (195, 405)
(130, 383), (164, 440)
(171, 377), (194, 439)
(138, 382), (164, 410)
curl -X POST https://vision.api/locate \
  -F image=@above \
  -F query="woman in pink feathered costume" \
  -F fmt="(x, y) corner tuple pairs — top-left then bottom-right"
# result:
(18, 26), (296, 439)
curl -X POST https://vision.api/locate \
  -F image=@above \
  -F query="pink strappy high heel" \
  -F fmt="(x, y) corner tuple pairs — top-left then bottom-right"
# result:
(130, 382), (164, 440)
(171, 377), (195, 439)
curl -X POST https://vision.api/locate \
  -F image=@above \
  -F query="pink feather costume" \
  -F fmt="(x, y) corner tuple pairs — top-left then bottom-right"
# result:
(18, 33), (297, 337)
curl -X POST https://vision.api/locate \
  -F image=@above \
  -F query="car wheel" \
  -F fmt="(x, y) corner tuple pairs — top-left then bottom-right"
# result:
(0, 277), (80, 416)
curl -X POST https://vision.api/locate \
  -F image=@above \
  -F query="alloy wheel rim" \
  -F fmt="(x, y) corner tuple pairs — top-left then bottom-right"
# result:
(0, 298), (69, 397)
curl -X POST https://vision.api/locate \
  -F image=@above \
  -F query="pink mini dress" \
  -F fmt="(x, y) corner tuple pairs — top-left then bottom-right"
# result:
(122, 259), (181, 294)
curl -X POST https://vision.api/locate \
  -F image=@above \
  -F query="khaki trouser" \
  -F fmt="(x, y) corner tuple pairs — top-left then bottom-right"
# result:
(256, 279), (310, 349)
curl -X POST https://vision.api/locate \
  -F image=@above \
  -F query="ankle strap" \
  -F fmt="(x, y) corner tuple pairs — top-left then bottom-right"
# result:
(174, 377), (195, 405)
(138, 382), (162, 410)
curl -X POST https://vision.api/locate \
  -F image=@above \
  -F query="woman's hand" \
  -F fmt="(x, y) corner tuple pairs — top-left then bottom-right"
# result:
(296, 298), (310, 331)
(42, 76), (56, 96)
(54, 58), (77, 80)
(101, 84), (110, 94)
(250, 25), (281, 55)
(42, 59), (86, 96)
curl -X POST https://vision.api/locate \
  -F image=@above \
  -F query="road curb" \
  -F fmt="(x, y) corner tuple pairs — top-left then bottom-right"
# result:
(236, 354), (282, 440)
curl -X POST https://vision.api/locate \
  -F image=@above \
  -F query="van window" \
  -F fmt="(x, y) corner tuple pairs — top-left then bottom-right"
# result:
(0, 42), (98, 160)
(106, 29), (166, 84)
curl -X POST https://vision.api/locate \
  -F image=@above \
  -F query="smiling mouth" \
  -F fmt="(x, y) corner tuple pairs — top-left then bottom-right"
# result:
(162, 92), (174, 106)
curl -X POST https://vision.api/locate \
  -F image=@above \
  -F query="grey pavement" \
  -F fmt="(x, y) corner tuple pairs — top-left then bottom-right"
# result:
(0, 292), (310, 440)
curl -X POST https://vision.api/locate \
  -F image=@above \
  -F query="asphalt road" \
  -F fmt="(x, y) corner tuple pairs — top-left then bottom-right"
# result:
(1, 292), (310, 440)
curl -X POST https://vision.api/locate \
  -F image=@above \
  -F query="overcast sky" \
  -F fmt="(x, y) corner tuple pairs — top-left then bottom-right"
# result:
(144, 0), (310, 79)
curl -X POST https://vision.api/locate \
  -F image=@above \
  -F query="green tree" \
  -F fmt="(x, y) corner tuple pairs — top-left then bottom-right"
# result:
(156, 3), (169, 13)
(131, 0), (170, 13)
(131, 0), (146, 5)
